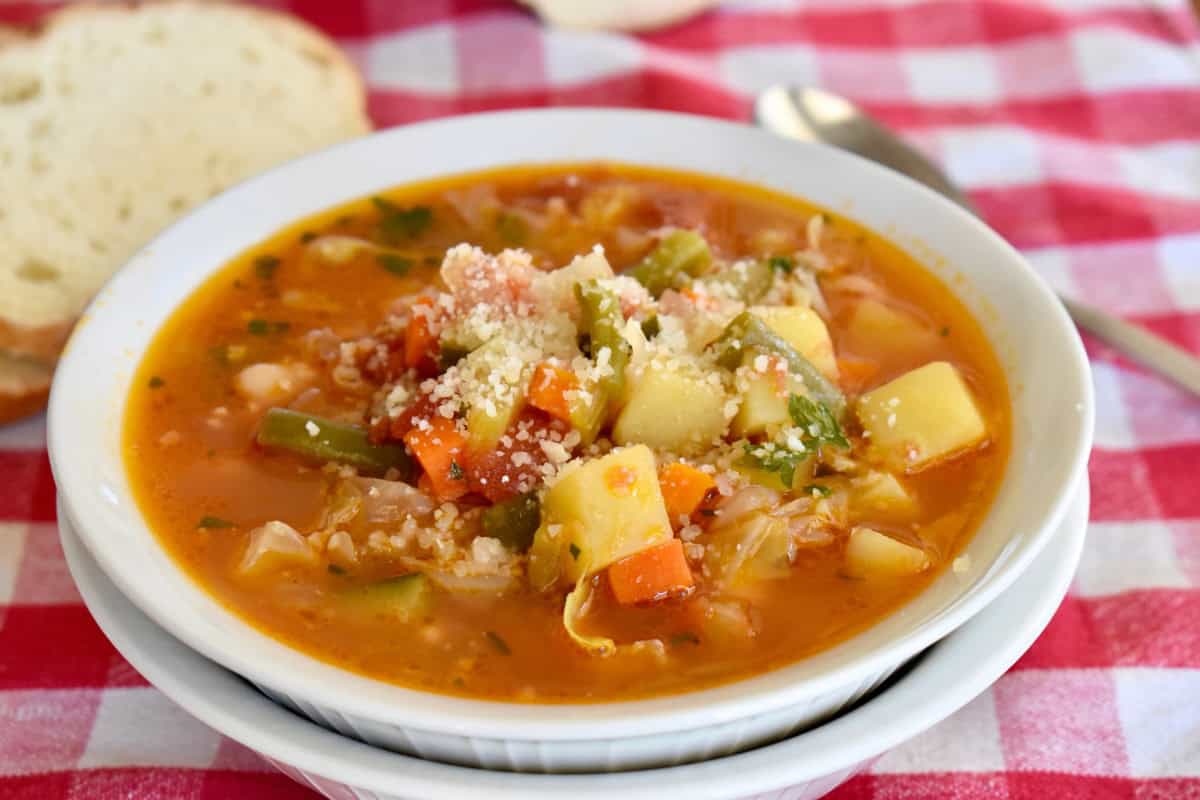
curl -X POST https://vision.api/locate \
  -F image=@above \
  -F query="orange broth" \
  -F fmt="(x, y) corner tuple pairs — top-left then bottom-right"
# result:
(124, 164), (1009, 702)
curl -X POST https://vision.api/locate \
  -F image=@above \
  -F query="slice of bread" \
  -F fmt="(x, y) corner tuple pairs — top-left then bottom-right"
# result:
(0, 1), (371, 419)
(0, 350), (53, 425)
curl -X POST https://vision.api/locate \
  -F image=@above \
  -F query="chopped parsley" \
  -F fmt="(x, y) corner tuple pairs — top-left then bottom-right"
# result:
(742, 396), (849, 486)
(197, 516), (233, 529)
(569, 543), (581, 560)
(377, 252), (413, 276)
(147, 375), (164, 389)
(940, 326), (950, 337)
(448, 460), (465, 481)
(640, 315), (661, 339)
(768, 255), (794, 274)
(299, 231), (318, 244)
(485, 631), (511, 655)
(788, 395), (849, 449)
(372, 197), (433, 243)
(327, 564), (347, 575)
(254, 254), (280, 280)
(742, 441), (810, 488)
(802, 484), (833, 497)
(670, 631), (701, 646)
(247, 319), (290, 336)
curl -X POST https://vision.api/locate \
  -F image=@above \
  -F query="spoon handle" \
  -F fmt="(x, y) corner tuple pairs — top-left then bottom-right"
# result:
(752, 84), (1200, 399)
(1059, 296), (1200, 397)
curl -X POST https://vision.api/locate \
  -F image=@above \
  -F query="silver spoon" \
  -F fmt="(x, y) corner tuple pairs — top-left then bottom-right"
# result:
(754, 84), (1200, 399)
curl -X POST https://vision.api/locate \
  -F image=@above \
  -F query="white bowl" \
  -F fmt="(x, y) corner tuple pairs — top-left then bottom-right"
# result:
(59, 479), (1088, 799)
(48, 109), (1094, 773)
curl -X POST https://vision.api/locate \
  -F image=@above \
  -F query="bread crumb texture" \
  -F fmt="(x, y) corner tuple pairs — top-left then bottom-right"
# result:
(0, 1), (370, 361)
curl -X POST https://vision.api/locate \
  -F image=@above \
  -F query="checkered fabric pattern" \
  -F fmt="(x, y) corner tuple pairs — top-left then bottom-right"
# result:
(2, 0), (1199, 797)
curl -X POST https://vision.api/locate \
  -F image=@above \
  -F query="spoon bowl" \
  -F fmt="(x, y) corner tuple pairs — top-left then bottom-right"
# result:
(754, 84), (1200, 399)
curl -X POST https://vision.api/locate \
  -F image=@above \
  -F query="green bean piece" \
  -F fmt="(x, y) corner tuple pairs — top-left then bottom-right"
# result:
(712, 312), (846, 417)
(481, 493), (541, 552)
(626, 230), (712, 298)
(575, 280), (631, 411)
(707, 258), (774, 304)
(257, 408), (413, 477)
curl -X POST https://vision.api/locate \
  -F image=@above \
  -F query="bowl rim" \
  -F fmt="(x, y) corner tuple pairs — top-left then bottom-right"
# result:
(59, 480), (1089, 796)
(48, 107), (1095, 740)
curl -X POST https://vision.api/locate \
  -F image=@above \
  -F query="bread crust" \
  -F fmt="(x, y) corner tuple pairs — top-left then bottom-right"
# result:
(0, 0), (370, 421)
(0, 382), (50, 426)
(0, 352), (53, 425)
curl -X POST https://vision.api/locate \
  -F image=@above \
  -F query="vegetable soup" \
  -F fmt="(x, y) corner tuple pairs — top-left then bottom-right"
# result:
(125, 164), (1009, 702)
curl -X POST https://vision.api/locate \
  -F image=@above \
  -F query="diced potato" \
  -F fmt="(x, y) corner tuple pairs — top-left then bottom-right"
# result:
(845, 299), (938, 360)
(749, 305), (838, 380)
(856, 362), (987, 473)
(733, 455), (814, 492)
(687, 596), (756, 646)
(851, 470), (918, 518)
(529, 445), (673, 588)
(734, 372), (788, 437)
(731, 354), (809, 438)
(844, 527), (930, 578)
(613, 357), (729, 456)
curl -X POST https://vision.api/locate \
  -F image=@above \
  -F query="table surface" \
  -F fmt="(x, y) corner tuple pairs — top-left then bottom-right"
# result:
(2, 1), (1200, 798)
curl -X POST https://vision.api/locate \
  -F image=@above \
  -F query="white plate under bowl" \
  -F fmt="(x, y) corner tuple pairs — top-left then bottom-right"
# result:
(59, 479), (1088, 800)
(49, 109), (1094, 772)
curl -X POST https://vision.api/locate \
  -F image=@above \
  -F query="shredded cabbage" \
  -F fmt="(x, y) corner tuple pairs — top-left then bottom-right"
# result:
(562, 572), (616, 656)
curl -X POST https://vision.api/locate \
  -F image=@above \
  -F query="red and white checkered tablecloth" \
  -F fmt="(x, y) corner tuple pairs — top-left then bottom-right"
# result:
(3, 0), (1200, 797)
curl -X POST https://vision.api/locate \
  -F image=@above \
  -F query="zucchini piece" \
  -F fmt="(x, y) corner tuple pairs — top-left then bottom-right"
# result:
(340, 573), (431, 621)
(481, 493), (541, 552)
